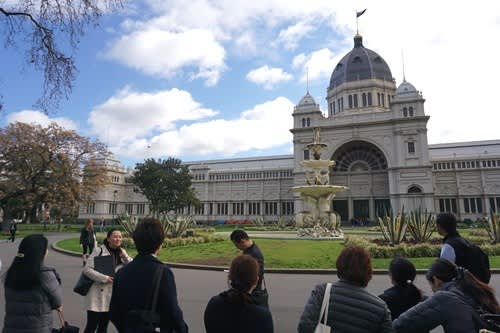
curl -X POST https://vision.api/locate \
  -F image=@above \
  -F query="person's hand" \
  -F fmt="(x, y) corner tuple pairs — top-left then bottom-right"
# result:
(106, 276), (114, 283)
(56, 306), (63, 312)
(119, 247), (128, 257)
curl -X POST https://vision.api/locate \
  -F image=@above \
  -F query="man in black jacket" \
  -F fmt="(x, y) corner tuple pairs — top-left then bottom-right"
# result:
(109, 218), (188, 333)
(437, 213), (467, 265)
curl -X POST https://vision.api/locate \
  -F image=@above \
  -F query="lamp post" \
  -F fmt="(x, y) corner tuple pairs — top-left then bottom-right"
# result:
(112, 190), (118, 222)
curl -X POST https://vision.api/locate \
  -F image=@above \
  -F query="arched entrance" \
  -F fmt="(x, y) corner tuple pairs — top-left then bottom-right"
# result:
(330, 140), (390, 224)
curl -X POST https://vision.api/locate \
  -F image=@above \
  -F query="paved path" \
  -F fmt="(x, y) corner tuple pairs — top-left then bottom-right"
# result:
(4, 234), (500, 332)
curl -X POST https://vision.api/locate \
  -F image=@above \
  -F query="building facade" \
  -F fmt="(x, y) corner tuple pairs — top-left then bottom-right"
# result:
(80, 33), (500, 224)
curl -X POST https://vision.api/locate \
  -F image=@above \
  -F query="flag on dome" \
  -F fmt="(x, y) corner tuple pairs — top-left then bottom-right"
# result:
(356, 9), (367, 17)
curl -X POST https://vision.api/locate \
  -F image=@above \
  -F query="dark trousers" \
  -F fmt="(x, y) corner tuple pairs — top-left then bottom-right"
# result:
(84, 310), (109, 333)
(8, 231), (15, 242)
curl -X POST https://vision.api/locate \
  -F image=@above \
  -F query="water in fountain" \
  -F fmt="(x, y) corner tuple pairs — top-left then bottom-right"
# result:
(292, 128), (348, 239)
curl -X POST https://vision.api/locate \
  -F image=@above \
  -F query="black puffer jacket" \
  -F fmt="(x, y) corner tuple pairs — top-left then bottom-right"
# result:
(3, 266), (62, 333)
(298, 280), (394, 333)
(393, 282), (483, 333)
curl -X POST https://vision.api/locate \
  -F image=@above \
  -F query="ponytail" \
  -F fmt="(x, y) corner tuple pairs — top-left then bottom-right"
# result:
(455, 267), (500, 314)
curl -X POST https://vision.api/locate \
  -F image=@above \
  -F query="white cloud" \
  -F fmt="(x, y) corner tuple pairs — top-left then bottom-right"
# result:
(292, 48), (339, 82)
(246, 65), (293, 89)
(88, 87), (218, 147)
(106, 28), (226, 86)
(7, 110), (77, 130)
(97, 94), (294, 159)
(277, 20), (315, 50)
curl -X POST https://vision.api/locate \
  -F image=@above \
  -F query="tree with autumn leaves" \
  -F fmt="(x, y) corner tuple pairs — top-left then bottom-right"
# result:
(0, 122), (108, 227)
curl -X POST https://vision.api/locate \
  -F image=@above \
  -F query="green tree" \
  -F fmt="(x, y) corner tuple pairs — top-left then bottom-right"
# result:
(130, 158), (199, 217)
(0, 0), (123, 112)
(0, 122), (108, 228)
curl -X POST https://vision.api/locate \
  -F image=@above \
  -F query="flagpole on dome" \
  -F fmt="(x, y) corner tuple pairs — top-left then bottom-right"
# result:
(356, 8), (367, 35)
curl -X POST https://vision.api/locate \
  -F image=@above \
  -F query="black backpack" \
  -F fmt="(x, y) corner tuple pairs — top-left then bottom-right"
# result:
(448, 237), (491, 284)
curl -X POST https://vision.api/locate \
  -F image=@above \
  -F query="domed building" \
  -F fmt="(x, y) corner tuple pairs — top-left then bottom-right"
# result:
(80, 33), (500, 224)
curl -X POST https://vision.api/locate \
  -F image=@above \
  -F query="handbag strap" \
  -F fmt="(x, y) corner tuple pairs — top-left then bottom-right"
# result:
(149, 265), (164, 311)
(318, 283), (332, 325)
(57, 311), (65, 328)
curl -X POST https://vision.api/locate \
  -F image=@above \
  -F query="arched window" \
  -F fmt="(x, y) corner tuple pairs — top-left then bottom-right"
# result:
(362, 93), (367, 106)
(353, 94), (358, 107)
(348, 95), (353, 108)
(403, 107), (408, 117)
(302, 118), (306, 127)
(377, 93), (381, 105)
(409, 107), (414, 117)
(306, 118), (311, 127)
(408, 185), (423, 194)
(367, 92), (372, 106)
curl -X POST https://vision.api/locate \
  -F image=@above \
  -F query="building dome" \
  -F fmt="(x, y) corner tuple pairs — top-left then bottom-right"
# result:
(329, 34), (393, 89)
(396, 80), (419, 97)
(298, 91), (316, 106)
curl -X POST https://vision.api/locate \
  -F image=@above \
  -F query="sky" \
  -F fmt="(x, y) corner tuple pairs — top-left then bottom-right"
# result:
(1, 0), (500, 167)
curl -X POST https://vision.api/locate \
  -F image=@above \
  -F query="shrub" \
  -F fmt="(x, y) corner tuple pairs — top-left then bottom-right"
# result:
(485, 212), (500, 244)
(407, 209), (435, 243)
(377, 209), (408, 246)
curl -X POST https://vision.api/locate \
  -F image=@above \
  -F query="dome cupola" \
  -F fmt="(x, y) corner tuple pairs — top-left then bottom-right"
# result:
(396, 80), (419, 98)
(298, 91), (316, 107)
(329, 34), (393, 89)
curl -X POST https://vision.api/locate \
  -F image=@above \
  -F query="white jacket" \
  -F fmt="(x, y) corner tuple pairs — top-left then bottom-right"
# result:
(83, 244), (132, 312)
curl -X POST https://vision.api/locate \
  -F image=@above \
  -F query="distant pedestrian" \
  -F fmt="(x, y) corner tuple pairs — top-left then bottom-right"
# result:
(7, 220), (17, 243)
(3, 234), (63, 333)
(99, 218), (105, 233)
(80, 219), (97, 266)
(394, 258), (500, 333)
(109, 218), (188, 333)
(298, 246), (393, 333)
(379, 257), (423, 320)
(83, 229), (132, 333)
(230, 229), (268, 308)
(204, 254), (274, 333)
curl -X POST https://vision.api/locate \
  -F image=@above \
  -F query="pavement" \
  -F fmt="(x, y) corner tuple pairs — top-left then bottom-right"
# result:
(4, 233), (500, 332)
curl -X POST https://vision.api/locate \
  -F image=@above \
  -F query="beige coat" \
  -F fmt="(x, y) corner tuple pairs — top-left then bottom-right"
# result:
(83, 245), (132, 312)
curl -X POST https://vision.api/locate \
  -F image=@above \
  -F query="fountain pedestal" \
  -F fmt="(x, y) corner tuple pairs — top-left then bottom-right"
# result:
(293, 128), (348, 239)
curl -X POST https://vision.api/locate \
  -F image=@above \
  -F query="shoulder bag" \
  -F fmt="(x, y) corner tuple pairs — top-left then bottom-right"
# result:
(52, 311), (79, 333)
(314, 282), (332, 333)
(252, 277), (269, 308)
(73, 247), (103, 296)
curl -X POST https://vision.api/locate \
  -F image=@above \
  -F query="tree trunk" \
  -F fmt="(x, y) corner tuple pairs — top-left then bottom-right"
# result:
(1, 207), (14, 232)
(28, 205), (37, 224)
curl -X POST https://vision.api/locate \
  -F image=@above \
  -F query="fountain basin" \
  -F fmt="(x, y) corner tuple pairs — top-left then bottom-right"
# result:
(300, 160), (334, 169)
(292, 185), (348, 199)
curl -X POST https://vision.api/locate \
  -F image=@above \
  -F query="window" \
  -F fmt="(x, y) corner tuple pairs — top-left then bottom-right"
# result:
(438, 198), (457, 213)
(125, 203), (133, 215)
(408, 185), (422, 193)
(233, 202), (244, 215)
(403, 107), (408, 117)
(302, 118), (306, 127)
(381, 93), (385, 106)
(248, 202), (261, 215)
(112, 176), (120, 183)
(408, 142), (415, 154)
(264, 202), (278, 215)
(348, 95), (353, 108)
(377, 92), (381, 105)
(409, 107), (414, 117)
(195, 205), (204, 215)
(108, 203), (117, 215)
(464, 198), (483, 214)
(353, 94), (358, 107)
(281, 201), (294, 215)
(306, 118), (311, 127)
(362, 93), (367, 106)
(136, 203), (145, 215)
(86, 202), (95, 214)
(367, 92), (372, 106)
(217, 203), (228, 215)
(304, 149), (310, 160)
(341, 97), (344, 111)
(331, 102), (335, 115)
(209, 203), (213, 215)
(489, 197), (500, 213)
(337, 99), (341, 112)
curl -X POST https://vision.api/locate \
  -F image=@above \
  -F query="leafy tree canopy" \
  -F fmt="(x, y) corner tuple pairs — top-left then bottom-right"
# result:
(0, 0), (122, 112)
(0, 122), (108, 224)
(130, 157), (199, 216)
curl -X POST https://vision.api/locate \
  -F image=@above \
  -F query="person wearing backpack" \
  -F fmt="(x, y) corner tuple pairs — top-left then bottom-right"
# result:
(436, 212), (491, 283)
(109, 218), (188, 333)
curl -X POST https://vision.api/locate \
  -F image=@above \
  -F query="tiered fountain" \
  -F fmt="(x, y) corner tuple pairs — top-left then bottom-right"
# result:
(293, 128), (348, 238)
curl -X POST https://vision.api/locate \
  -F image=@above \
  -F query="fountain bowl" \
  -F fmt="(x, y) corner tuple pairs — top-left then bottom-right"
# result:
(292, 185), (348, 199)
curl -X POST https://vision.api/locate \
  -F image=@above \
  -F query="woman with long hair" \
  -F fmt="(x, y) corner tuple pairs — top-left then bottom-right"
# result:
(394, 258), (500, 332)
(379, 257), (424, 319)
(298, 246), (393, 333)
(204, 254), (273, 333)
(82, 228), (132, 333)
(3, 234), (63, 333)
(80, 218), (97, 266)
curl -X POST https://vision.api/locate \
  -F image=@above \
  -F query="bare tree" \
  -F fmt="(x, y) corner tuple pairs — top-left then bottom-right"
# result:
(0, 0), (123, 112)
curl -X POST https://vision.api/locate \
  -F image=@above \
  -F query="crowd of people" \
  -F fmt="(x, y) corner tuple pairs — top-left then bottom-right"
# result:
(2, 213), (500, 332)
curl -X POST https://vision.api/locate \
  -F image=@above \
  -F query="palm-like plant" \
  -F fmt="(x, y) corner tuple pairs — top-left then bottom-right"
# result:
(164, 214), (195, 238)
(377, 208), (408, 246)
(407, 209), (435, 243)
(486, 211), (500, 243)
(117, 213), (138, 238)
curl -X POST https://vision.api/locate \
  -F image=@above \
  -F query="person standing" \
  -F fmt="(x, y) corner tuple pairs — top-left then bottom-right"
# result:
(99, 218), (105, 233)
(230, 229), (268, 308)
(80, 218), (97, 266)
(204, 254), (273, 333)
(7, 220), (17, 243)
(3, 234), (63, 333)
(109, 218), (188, 333)
(83, 228), (132, 333)
(378, 257), (423, 320)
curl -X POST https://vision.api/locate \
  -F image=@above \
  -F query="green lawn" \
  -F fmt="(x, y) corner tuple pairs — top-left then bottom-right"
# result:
(56, 237), (500, 270)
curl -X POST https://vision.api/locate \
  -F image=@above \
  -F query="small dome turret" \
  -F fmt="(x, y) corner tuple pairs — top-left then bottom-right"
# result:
(396, 80), (419, 98)
(298, 91), (316, 106)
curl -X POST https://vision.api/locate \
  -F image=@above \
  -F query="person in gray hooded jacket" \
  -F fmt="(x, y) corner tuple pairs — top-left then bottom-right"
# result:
(393, 258), (500, 333)
(298, 246), (393, 333)
(2, 234), (63, 333)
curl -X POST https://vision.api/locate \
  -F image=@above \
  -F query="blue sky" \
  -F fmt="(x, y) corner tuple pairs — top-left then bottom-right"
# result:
(1, 0), (500, 167)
